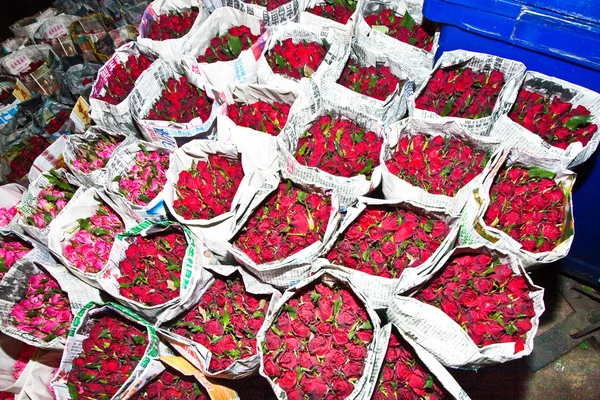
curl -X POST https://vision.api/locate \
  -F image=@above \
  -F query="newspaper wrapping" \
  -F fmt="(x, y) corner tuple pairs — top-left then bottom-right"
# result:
(458, 148), (575, 268)
(33, 98), (74, 140)
(381, 117), (504, 216)
(102, 139), (172, 222)
(0, 45), (62, 96)
(0, 80), (20, 137)
(136, 0), (210, 59)
(409, 50), (526, 137)
(50, 302), (164, 400)
(256, 268), (382, 399)
(47, 187), (138, 288)
(354, 0), (439, 87)
(89, 41), (158, 134)
(0, 259), (103, 350)
(255, 23), (346, 92)
(227, 171), (341, 289)
(216, 83), (298, 172)
(366, 323), (471, 399)
(10, 9), (58, 38)
(157, 264), (282, 379)
(0, 230), (54, 286)
(16, 169), (84, 245)
(99, 220), (217, 321)
(206, 0), (300, 27)
(389, 244), (545, 368)
(311, 196), (459, 309)
(128, 58), (227, 150)
(315, 34), (414, 125)
(63, 127), (127, 187)
(33, 15), (80, 58)
(298, 0), (363, 40)
(16, 348), (62, 400)
(0, 184), (26, 233)
(64, 62), (101, 100)
(490, 71), (600, 169)
(1, 37), (30, 55)
(276, 78), (386, 206)
(26, 135), (69, 184)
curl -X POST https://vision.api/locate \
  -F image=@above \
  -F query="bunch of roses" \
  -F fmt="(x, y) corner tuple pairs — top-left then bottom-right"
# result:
(246, 0), (290, 11)
(295, 114), (382, 179)
(13, 345), (36, 381)
(67, 314), (148, 400)
(227, 100), (291, 136)
(95, 55), (153, 105)
(262, 280), (373, 399)
(131, 368), (209, 400)
(116, 147), (169, 206)
(508, 88), (598, 150)
(71, 134), (123, 174)
(148, 9), (198, 40)
(173, 154), (244, 220)
(146, 76), (212, 124)
(234, 181), (331, 264)
(197, 26), (260, 63)
(386, 134), (489, 196)
(64, 204), (124, 273)
(0, 206), (17, 227)
(416, 67), (505, 119)
(6, 136), (49, 183)
(171, 273), (271, 372)
(325, 206), (449, 279)
(484, 164), (566, 253)
(118, 230), (187, 307)
(18, 60), (45, 78)
(27, 171), (78, 229)
(338, 59), (405, 101)
(372, 328), (445, 400)
(45, 110), (70, 135)
(364, 9), (434, 52)
(266, 38), (328, 80)
(415, 252), (536, 352)
(307, 0), (356, 24)
(0, 235), (31, 280)
(10, 273), (72, 342)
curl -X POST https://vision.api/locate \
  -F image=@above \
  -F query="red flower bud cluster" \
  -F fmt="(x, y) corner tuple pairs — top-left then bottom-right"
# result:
(95, 55), (153, 105)
(148, 9), (198, 41)
(263, 280), (373, 399)
(6, 136), (50, 183)
(197, 26), (259, 63)
(338, 58), (405, 101)
(234, 181), (331, 264)
(172, 273), (271, 372)
(227, 100), (291, 136)
(326, 206), (449, 279)
(372, 328), (445, 400)
(45, 110), (70, 135)
(364, 9), (434, 52)
(415, 252), (536, 353)
(295, 114), (382, 179)
(509, 88), (598, 150)
(307, 0), (356, 24)
(484, 164), (566, 253)
(146, 76), (212, 124)
(82, 77), (92, 86)
(174, 154), (244, 220)
(266, 38), (328, 80)
(386, 134), (489, 196)
(246, 0), (290, 11)
(0, 235), (32, 280)
(118, 230), (187, 307)
(416, 67), (505, 119)
(131, 368), (209, 400)
(67, 314), (149, 400)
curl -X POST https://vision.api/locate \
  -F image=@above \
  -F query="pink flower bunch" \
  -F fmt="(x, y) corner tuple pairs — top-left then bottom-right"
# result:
(64, 205), (124, 273)
(26, 171), (78, 229)
(116, 148), (170, 206)
(0, 235), (32, 280)
(10, 273), (73, 342)
(0, 206), (17, 227)
(13, 345), (35, 380)
(71, 134), (122, 174)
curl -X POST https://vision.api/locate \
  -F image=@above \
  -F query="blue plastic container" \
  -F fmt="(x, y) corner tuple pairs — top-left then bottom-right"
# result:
(423, 0), (600, 286)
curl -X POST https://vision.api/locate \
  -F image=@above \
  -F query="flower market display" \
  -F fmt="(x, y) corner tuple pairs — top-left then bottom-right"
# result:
(0, 0), (598, 399)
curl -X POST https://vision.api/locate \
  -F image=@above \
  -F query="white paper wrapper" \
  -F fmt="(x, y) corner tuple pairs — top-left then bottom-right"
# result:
(157, 264), (282, 379)
(458, 149), (575, 268)
(313, 196), (459, 309)
(256, 268), (382, 400)
(381, 117), (504, 216)
(15, 348), (61, 400)
(0, 184), (26, 233)
(128, 58), (227, 150)
(355, 0), (439, 87)
(227, 171), (341, 289)
(26, 135), (68, 184)
(50, 302), (164, 400)
(10, 9), (58, 38)
(299, 0), (362, 40)
(390, 244), (545, 368)
(0, 259), (102, 350)
(490, 71), (600, 169)
(410, 50), (526, 137)
(99, 220), (217, 321)
(207, 0), (300, 26)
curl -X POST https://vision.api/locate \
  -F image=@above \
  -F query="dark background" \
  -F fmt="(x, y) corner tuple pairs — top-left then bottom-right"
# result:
(0, 0), (55, 41)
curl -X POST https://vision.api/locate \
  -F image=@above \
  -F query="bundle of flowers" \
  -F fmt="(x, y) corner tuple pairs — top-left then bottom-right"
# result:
(363, 6), (434, 51)
(92, 54), (153, 105)
(1, 136), (50, 184)
(148, 8), (199, 40)
(0, 184), (26, 231)
(0, 234), (32, 281)
(129, 365), (210, 399)
(338, 58), (405, 101)
(228, 100), (291, 137)
(145, 76), (213, 124)
(197, 26), (260, 63)
(304, 0), (358, 26)
(35, 99), (73, 138)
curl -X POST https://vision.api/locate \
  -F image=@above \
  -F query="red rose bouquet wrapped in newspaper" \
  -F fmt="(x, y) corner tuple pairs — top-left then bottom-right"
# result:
(0, 135), (50, 184)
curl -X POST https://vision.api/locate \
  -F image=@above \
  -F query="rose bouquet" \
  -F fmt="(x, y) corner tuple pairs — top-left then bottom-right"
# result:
(1, 136), (50, 184)
(129, 365), (210, 399)
(304, 0), (358, 26)
(0, 184), (26, 231)
(197, 26), (260, 64)
(363, 6), (434, 51)
(35, 99), (73, 138)
(92, 54), (153, 105)
(266, 38), (328, 80)
(229, 100), (291, 137)
(338, 58), (405, 101)
(148, 8), (199, 40)
(0, 234), (32, 281)
(145, 76), (213, 124)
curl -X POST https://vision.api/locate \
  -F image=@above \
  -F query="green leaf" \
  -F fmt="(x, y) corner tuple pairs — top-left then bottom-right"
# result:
(297, 142), (309, 156)
(98, 328), (111, 339)
(348, 64), (358, 74)
(425, 375), (434, 390)
(441, 97), (454, 117)
(310, 291), (321, 303)
(92, 228), (111, 236)
(68, 383), (79, 400)
(359, 159), (375, 175)
(284, 304), (298, 319)
(505, 324), (518, 335)
(222, 306), (230, 327)
(408, 37), (418, 45)
(297, 191), (307, 204)
(138, 193), (151, 203)
(333, 296), (343, 318)
(424, 220), (434, 233)
(400, 11), (415, 31)
(274, 53), (287, 68)
(271, 325), (283, 336)
(526, 166), (556, 180)
(169, 271), (180, 289)
(228, 35), (242, 57)
(132, 335), (146, 345)
(85, 362), (103, 370)
(358, 319), (372, 330)
(372, 25), (389, 34)
(353, 80), (362, 93)
(78, 218), (92, 233)
(368, 74), (378, 90)
(565, 115), (593, 131)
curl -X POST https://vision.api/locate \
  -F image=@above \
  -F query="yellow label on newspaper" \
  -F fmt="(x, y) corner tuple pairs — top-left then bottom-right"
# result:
(13, 80), (32, 102)
(70, 96), (92, 132)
